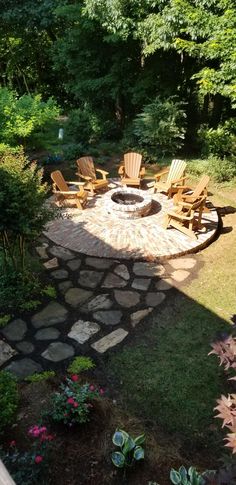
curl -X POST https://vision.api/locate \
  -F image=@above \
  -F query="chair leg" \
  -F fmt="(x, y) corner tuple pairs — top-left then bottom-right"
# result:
(75, 199), (83, 210)
(163, 214), (171, 229)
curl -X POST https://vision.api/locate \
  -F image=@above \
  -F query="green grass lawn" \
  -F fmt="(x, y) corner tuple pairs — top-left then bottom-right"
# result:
(105, 188), (236, 462)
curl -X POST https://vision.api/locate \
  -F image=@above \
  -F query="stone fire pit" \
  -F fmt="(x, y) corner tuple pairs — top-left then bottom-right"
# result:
(105, 187), (152, 219)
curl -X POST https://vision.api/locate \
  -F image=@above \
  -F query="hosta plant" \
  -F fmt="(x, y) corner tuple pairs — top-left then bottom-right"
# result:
(49, 377), (102, 426)
(170, 466), (205, 485)
(111, 429), (145, 468)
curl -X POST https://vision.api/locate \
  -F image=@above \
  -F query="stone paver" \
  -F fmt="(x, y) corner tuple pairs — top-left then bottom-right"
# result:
(114, 290), (140, 308)
(16, 341), (35, 354)
(145, 292), (166, 307)
(132, 278), (151, 291)
(131, 308), (153, 327)
(85, 257), (114, 269)
(102, 273), (127, 288)
(35, 328), (60, 340)
(155, 279), (173, 291)
(133, 262), (165, 277)
(42, 342), (74, 362)
(5, 358), (42, 378)
(91, 328), (128, 353)
(51, 269), (69, 280)
(32, 302), (68, 328)
(44, 258), (59, 270)
(49, 246), (74, 261)
(2, 319), (27, 341)
(64, 288), (93, 307)
(36, 246), (48, 259)
(82, 294), (113, 312)
(68, 320), (100, 344)
(78, 270), (103, 288)
(171, 270), (190, 283)
(67, 259), (81, 271)
(168, 258), (196, 270)
(114, 264), (130, 281)
(58, 280), (73, 294)
(0, 340), (17, 366)
(93, 310), (123, 326)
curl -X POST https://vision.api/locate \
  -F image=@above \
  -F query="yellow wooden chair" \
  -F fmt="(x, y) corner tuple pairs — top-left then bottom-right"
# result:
(154, 159), (187, 198)
(51, 170), (88, 209)
(118, 152), (145, 187)
(173, 175), (210, 211)
(163, 195), (207, 240)
(76, 156), (109, 194)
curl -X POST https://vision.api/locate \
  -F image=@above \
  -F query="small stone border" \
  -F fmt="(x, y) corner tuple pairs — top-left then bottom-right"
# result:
(104, 187), (152, 218)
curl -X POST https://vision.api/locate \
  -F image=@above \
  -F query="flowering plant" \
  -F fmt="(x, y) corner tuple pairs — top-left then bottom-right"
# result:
(0, 425), (54, 484)
(49, 376), (104, 426)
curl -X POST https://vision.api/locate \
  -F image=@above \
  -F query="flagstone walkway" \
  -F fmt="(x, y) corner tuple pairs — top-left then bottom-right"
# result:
(0, 240), (199, 379)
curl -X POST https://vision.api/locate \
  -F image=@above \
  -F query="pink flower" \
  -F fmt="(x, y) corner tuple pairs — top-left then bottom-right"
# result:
(35, 455), (43, 464)
(89, 385), (95, 391)
(29, 426), (40, 437)
(67, 397), (75, 405)
(99, 388), (105, 395)
(39, 426), (47, 434)
(71, 374), (79, 382)
(9, 440), (16, 447)
(73, 402), (79, 408)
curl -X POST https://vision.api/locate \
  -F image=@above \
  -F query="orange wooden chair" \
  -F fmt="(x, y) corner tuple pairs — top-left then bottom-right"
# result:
(51, 170), (88, 209)
(173, 175), (210, 209)
(76, 156), (109, 194)
(154, 159), (187, 198)
(118, 152), (145, 187)
(163, 195), (207, 240)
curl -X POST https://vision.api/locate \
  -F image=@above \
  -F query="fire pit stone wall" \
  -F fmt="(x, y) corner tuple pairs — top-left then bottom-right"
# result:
(104, 187), (152, 219)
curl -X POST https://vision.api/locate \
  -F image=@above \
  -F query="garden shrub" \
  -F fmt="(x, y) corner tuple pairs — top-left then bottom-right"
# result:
(188, 156), (236, 182)
(25, 371), (56, 383)
(133, 96), (186, 156)
(198, 118), (236, 158)
(0, 270), (41, 312)
(66, 105), (102, 144)
(67, 356), (95, 374)
(62, 143), (85, 161)
(0, 87), (59, 146)
(0, 314), (11, 327)
(49, 376), (102, 426)
(0, 371), (19, 433)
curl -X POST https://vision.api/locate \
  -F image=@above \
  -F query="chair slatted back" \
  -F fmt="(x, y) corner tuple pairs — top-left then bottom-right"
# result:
(77, 157), (96, 180)
(192, 175), (210, 198)
(167, 159), (187, 184)
(124, 152), (142, 178)
(51, 170), (69, 192)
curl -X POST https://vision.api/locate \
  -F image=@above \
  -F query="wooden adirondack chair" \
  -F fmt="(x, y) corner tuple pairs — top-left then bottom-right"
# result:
(173, 175), (210, 204)
(76, 156), (109, 194)
(163, 195), (207, 240)
(154, 159), (187, 198)
(51, 170), (88, 209)
(118, 152), (145, 187)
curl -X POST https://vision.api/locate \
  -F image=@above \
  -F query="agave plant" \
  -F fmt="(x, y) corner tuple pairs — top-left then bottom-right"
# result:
(111, 429), (145, 468)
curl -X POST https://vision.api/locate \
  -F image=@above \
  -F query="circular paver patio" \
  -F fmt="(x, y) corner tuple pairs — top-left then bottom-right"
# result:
(45, 179), (219, 260)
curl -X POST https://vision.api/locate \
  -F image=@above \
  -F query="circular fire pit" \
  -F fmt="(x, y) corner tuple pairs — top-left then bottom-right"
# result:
(105, 187), (152, 219)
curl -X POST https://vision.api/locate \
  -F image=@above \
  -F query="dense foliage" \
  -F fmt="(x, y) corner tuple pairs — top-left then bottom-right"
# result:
(0, 0), (235, 184)
(0, 371), (19, 433)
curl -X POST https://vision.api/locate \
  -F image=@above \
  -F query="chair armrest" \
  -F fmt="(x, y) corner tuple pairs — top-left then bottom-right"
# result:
(53, 190), (79, 195)
(177, 201), (193, 209)
(154, 169), (169, 181)
(76, 172), (92, 181)
(171, 176), (188, 186)
(140, 166), (145, 177)
(67, 181), (86, 186)
(118, 165), (125, 175)
(96, 168), (109, 179)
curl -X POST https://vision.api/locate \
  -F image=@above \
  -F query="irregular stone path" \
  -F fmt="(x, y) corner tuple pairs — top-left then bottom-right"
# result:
(0, 240), (198, 378)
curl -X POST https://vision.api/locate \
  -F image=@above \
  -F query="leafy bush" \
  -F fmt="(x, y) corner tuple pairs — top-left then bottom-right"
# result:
(67, 356), (95, 374)
(0, 425), (54, 484)
(62, 143), (85, 161)
(0, 270), (41, 312)
(0, 314), (11, 327)
(49, 377), (102, 426)
(25, 371), (56, 383)
(170, 466), (205, 484)
(188, 156), (236, 182)
(133, 96), (186, 156)
(198, 119), (236, 158)
(0, 147), (54, 274)
(111, 429), (145, 468)
(67, 105), (102, 144)
(0, 371), (19, 433)
(41, 285), (57, 299)
(0, 87), (59, 146)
